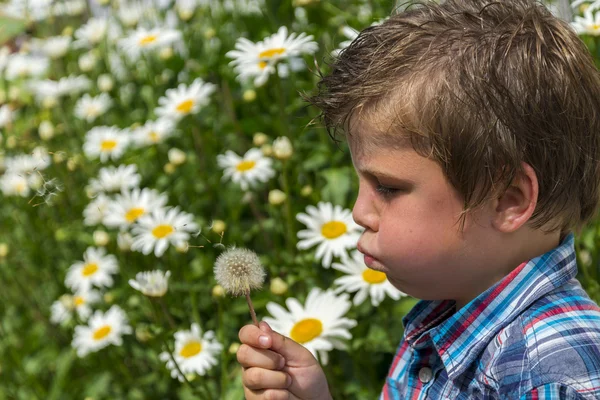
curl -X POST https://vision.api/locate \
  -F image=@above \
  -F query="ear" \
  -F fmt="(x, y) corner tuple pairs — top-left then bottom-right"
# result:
(491, 162), (538, 233)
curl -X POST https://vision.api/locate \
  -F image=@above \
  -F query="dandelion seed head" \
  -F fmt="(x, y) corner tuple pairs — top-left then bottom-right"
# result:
(214, 247), (265, 296)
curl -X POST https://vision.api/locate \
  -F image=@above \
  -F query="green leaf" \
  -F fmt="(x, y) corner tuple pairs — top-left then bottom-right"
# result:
(0, 16), (26, 45)
(320, 167), (353, 206)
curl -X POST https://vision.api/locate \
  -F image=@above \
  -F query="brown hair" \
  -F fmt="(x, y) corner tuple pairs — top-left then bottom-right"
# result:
(308, 0), (600, 232)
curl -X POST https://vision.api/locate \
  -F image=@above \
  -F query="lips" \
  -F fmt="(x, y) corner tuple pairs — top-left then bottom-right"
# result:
(357, 242), (385, 271)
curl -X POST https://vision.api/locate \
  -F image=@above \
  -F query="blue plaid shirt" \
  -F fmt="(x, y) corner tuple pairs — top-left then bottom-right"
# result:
(380, 234), (600, 399)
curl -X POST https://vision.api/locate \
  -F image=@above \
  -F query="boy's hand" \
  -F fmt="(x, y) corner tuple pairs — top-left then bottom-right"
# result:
(237, 321), (333, 400)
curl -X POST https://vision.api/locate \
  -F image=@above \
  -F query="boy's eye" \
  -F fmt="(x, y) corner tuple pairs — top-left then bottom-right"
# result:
(375, 184), (400, 198)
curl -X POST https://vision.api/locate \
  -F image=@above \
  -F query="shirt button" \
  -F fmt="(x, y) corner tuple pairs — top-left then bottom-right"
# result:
(418, 367), (433, 383)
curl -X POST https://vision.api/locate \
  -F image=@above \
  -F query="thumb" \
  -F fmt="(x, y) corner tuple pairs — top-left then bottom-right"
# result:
(259, 321), (317, 366)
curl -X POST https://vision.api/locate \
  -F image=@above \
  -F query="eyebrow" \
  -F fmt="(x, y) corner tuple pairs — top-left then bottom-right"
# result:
(357, 167), (415, 184)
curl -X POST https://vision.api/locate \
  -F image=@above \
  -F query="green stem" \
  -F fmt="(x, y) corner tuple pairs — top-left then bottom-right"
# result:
(190, 290), (202, 326)
(273, 72), (288, 137)
(217, 299), (227, 397)
(281, 160), (295, 254)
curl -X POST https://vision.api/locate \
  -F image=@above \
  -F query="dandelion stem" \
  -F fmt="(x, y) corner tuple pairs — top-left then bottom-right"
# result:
(245, 290), (259, 326)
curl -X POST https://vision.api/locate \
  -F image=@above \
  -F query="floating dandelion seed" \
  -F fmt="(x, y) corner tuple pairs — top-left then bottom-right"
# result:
(214, 247), (265, 326)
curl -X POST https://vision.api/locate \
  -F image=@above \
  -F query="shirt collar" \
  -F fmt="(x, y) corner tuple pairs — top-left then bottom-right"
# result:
(401, 233), (577, 380)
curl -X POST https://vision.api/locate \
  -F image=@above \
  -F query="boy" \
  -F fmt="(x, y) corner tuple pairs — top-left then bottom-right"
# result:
(237, 0), (600, 398)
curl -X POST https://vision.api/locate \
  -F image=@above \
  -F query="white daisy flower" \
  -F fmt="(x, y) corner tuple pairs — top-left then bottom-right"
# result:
(83, 126), (129, 163)
(116, 2), (145, 27)
(332, 250), (405, 307)
(4, 54), (49, 81)
(119, 27), (182, 60)
(217, 148), (275, 191)
(0, 172), (30, 197)
(65, 247), (119, 292)
(31, 35), (71, 59)
(572, 9), (600, 35)
(74, 93), (113, 123)
(332, 26), (359, 57)
(131, 207), (199, 257)
(0, 104), (13, 128)
(296, 202), (363, 268)
(4, 147), (51, 174)
(86, 164), (141, 195)
(129, 270), (171, 297)
(50, 290), (102, 324)
(29, 75), (92, 103)
(155, 78), (216, 121)
(104, 188), (168, 229)
(132, 118), (176, 147)
(73, 18), (120, 48)
(72, 305), (132, 357)
(159, 323), (222, 381)
(83, 193), (112, 226)
(264, 288), (357, 364)
(226, 26), (318, 86)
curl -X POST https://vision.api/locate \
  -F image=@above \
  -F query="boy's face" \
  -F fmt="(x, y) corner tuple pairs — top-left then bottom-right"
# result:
(349, 119), (500, 305)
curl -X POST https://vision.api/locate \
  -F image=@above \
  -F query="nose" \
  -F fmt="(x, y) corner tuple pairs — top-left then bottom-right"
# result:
(352, 182), (379, 232)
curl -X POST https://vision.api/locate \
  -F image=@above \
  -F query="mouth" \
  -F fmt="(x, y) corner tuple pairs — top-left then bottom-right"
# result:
(357, 243), (385, 271)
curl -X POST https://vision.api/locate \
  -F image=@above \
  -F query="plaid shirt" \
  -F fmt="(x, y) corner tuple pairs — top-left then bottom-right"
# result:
(380, 234), (600, 400)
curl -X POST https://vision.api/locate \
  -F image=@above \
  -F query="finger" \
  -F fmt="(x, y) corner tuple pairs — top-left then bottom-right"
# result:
(242, 367), (292, 391)
(237, 344), (286, 370)
(239, 324), (272, 349)
(244, 388), (302, 400)
(259, 321), (318, 366)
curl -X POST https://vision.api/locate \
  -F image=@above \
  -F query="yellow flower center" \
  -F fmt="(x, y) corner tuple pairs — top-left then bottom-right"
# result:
(290, 318), (323, 344)
(86, 105), (99, 116)
(82, 263), (99, 277)
(592, 24), (600, 31)
(149, 131), (159, 142)
(362, 269), (387, 284)
(176, 99), (194, 114)
(101, 140), (117, 151)
(236, 160), (256, 172)
(179, 340), (202, 358)
(93, 325), (112, 341)
(74, 296), (85, 306)
(321, 221), (347, 239)
(258, 61), (268, 70)
(139, 34), (158, 46)
(125, 207), (145, 222)
(152, 224), (174, 239)
(259, 48), (285, 59)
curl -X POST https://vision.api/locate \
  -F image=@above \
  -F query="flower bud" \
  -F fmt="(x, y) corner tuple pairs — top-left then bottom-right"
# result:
(103, 292), (115, 304)
(260, 144), (273, 157)
(79, 52), (97, 72)
(301, 185), (313, 197)
(0, 243), (9, 258)
(98, 74), (114, 92)
(229, 342), (241, 354)
(118, 232), (133, 251)
(243, 89), (256, 102)
(204, 28), (216, 39)
(175, 242), (189, 253)
(93, 230), (110, 247)
(168, 148), (186, 165)
(39, 120), (55, 140)
(178, 9), (194, 21)
(253, 132), (268, 146)
(268, 189), (286, 205)
(270, 277), (289, 295)
(8, 86), (20, 101)
(5, 136), (16, 149)
(53, 152), (66, 164)
(212, 220), (226, 235)
(163, 163), (176, 174)
(212, 284), (225, 298)
(272, 136), (293, 160)
(42, 96), (58, 109)
(159, 47), (174, 60)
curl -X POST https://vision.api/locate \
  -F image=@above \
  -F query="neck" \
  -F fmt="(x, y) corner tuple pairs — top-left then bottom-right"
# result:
(453, 229), (562, 311)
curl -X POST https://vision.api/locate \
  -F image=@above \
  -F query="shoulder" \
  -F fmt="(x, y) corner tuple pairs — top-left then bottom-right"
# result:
(482, 280), (600, 399)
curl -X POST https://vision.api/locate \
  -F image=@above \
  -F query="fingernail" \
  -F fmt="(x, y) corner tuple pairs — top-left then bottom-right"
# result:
(279, 357), (285, 369)
(259, 321), (271, 332)
(286, 374), (292, 387)
(258, 335), (269, 347)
